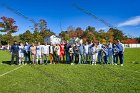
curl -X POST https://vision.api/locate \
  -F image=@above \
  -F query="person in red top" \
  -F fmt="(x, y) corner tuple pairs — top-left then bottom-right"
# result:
(60, 41), (65, 63)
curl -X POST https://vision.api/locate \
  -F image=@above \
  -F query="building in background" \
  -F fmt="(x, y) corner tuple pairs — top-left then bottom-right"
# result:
(68, 37), (83, 45)
(45, 35), (61, 44)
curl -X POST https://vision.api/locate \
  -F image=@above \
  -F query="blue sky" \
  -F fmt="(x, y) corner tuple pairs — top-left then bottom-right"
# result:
(0, 0), (140, 37)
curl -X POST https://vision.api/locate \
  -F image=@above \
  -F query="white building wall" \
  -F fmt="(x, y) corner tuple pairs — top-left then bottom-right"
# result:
(124, 44), (140, 48)
(45, 35), (61, 44)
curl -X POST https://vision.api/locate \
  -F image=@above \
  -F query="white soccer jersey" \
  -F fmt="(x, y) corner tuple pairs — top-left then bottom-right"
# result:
(36, 45), (42, 55)
(97, 44), (102, 52)
(19, 46), (24, 58)
(84, 45), (89, 54)
(42, 45), (50, 55)
(91, 46), (97, 55)
(19, 46), (24, 53)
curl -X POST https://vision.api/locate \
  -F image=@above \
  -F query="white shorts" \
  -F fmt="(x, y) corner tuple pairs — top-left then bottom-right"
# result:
(36, 53), (42, 59)
(19, 53), (24, 58)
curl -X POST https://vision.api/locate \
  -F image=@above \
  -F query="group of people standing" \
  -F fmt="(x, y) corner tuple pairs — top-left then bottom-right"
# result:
(10, 41), (65, 65)
(65, 40), (124, 66)
(10, 40), (124, 66)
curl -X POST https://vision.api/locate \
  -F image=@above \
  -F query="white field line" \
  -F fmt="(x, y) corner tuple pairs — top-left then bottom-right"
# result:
(0, 65), (25, 77)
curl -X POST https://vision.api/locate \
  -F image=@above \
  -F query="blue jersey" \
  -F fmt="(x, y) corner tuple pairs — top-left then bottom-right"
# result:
(24, 44), (31, 51)
(108, 47), (113, 56)
(79, 45), (84, 55)
(116, 43), (124, 52)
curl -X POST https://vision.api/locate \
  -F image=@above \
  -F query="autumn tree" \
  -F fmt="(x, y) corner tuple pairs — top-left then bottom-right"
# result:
(19, 30), (33, 43)
(33, 30), (43, 44)
(59, 31), (70, 41)
(39, 19), (47, 31)
(75, 27), (84, 38)
(0, 16), (18, 34)
(2, 33), (13, 44)
(108, 28), (125, 41)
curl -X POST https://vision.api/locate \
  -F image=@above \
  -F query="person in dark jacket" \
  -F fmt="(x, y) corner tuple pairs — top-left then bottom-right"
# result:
(10, 41), (19, 65)
(65, 41), (70, 64)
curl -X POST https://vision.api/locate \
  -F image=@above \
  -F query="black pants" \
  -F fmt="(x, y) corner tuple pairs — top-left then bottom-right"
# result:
(103, 56), (108, 64)
(24, 51), (31, 64)
(56, 55), (60, 63)
(11, 52), (19, 65)
(118, 51), (124, 64)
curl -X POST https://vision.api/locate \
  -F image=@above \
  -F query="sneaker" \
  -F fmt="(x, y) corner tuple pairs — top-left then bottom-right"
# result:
(71, 63), (74, 65)
(121, 64), (123, 66)
(115, 63), (117, 65)
(95, 63), (96, 65)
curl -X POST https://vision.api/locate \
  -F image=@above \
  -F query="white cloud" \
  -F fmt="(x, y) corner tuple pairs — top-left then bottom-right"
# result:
(118, 16), (140, 27)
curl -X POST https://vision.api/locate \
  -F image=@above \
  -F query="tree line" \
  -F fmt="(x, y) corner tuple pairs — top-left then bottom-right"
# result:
(0, 16), (140, 45)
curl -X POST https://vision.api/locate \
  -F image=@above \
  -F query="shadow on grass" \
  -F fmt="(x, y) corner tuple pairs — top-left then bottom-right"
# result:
(131, 61), (140, 64)
(2, 61), (12, 65)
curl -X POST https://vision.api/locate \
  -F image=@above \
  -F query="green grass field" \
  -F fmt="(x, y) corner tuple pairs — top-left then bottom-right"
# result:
(0, 48), (140, 93)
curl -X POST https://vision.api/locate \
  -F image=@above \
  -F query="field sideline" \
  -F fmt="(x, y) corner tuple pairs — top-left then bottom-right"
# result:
(0, 48), (140, 93)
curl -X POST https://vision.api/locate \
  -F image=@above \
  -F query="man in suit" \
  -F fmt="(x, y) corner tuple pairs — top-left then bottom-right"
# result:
(10, 41), (19, 65)
(116, 40), (125, 66)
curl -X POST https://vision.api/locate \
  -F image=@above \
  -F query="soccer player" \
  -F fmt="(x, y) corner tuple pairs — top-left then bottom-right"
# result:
(10, 41), (19, 65)
(30, 43), (36, 64)
(24, 41), (31, 64)
(18, 42), (25, 65)
(83, 42), (89, 64)
(36, 42), (42, 64)
(116, 40), (125, 66)
(96, 41), (103, 64)
(91, 43), (97, 65)
(42, 42), (50, 64)
(60, 41), (65, 63)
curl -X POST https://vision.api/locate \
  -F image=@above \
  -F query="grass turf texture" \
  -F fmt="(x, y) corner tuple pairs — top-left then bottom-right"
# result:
(0, 48), (140, 93)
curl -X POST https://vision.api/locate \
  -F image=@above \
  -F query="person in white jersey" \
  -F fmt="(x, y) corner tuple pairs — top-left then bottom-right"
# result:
(91, 43), (98, 65)
(42, 42), (50, 64)
(96, 41), (103, 64)
(83, 42), (89, 64)
(18, 42), (25, 65)
(36, 42), (42, 64)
